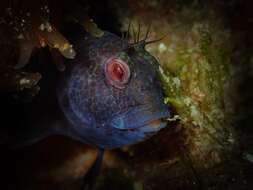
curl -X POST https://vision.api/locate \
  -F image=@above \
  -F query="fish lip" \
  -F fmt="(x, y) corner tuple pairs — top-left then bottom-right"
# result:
(135, 117), (168, 131)
(110, 105), (170, 130)
(139, 119), (168, 134)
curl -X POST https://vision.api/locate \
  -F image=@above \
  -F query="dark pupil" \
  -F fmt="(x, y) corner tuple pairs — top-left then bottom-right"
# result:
(113, 63), (124, 81)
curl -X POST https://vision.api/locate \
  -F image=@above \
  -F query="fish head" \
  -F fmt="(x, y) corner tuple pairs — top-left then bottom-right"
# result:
(58, 27), (170, 149)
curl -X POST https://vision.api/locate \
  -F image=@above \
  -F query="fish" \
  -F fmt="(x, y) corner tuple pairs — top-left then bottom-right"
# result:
(0, 3), (170, 188)
(2, 22), (169, 188)
(7, 22), (170, 149)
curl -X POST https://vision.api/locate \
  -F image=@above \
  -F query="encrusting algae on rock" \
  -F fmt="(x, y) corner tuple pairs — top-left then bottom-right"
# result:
(157, 21), (234, 168)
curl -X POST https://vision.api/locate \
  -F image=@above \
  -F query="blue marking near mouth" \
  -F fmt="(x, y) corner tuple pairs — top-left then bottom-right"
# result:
(110, 104), (170, 130)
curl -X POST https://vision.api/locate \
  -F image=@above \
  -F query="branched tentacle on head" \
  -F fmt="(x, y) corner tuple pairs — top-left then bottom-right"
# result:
(122, 20), (168, 47)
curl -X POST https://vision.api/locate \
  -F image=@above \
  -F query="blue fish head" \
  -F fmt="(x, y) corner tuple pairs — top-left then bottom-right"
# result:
(58, 27), (170, 149)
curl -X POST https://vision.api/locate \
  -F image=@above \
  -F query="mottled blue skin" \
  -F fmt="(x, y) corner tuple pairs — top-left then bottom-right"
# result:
(57, 28), (170, 149)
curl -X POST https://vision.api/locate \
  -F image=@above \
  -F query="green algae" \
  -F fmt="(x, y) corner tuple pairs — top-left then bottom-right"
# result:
(159, 23), (230, 129)
(156, 20), (234, 167)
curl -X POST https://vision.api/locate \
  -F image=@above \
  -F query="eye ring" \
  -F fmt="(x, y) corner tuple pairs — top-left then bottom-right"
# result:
(105, 57), (130, 89)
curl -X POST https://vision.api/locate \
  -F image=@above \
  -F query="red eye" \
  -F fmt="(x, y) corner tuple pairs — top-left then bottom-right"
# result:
(105, 58), (130, 89)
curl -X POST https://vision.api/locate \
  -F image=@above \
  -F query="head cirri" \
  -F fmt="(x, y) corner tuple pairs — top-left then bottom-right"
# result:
(57, 25), (170, 149)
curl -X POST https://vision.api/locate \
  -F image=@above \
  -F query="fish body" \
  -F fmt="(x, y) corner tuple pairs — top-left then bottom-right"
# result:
(0, 0), (170, 149)
(0, 4), (170, 189)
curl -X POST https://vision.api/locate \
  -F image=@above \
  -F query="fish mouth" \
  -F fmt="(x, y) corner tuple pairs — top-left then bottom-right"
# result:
(147, 118), (167, 129)
(138, 117), (168, 133)
(110, 104), (170, 131)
